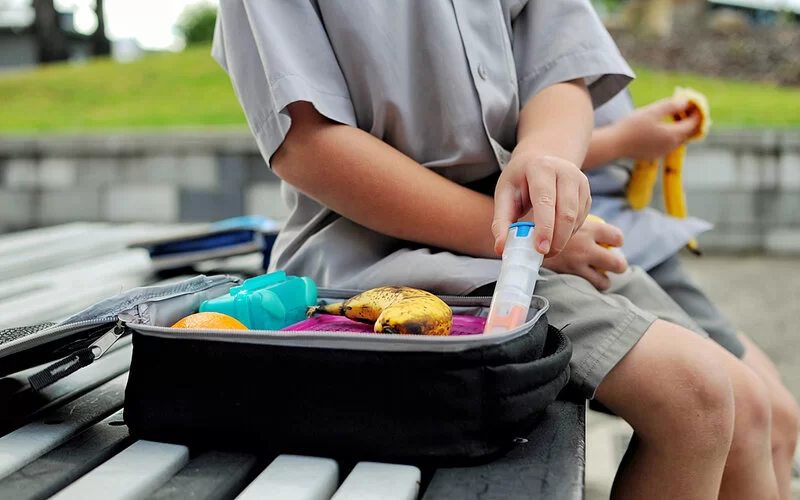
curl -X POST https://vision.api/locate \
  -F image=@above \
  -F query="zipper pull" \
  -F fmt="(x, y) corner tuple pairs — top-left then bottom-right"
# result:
(89, 315), (131, 360)
(28, 315), (132, 391)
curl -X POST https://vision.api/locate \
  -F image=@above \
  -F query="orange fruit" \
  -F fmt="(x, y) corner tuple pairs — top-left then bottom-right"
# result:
(170, 312), (248, 330)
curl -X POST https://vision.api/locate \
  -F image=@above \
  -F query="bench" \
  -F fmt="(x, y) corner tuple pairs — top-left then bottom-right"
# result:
(0, 223), (586, 499)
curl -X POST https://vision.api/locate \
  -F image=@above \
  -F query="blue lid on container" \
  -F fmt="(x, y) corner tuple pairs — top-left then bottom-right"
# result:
(509, 222), (535, 237)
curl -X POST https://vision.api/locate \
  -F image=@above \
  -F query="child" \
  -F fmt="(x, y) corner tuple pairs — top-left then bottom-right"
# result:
(213, 2), (779, 497)
(584, 88), (799, 499)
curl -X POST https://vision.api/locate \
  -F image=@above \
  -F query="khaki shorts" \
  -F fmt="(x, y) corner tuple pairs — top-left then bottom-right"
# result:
(474, 265), (709, 399)
(647, 255), (744, 359)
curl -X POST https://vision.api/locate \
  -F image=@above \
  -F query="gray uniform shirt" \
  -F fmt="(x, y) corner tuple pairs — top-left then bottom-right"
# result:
(213, 0), (635, 295)
(586, 91), (712, 271)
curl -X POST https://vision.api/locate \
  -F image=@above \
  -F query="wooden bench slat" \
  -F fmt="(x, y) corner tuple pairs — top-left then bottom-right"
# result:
(0, 409), (131, 500)
(148, 451), (260, 500)
(0, 341), (131, 435)
(331, 462), (421, 500)
(49, 440), (190, 500)
(0, 373), (127, 479)
(234, 455), (339, 500)
(421, 399), (586, 500)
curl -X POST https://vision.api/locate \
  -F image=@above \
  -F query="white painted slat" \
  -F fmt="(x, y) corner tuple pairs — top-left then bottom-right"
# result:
(0, 371), (128, 479)
(331, 462), (421, 500)
(0, 231), (127, 281)
(49, 440), (189, 500)
(0, 280), (145, 329)
(0, 223), (190, 281)
(0, 223), (106, 257)
(0, 249), (152, 302)
(235, 455), (339, 500)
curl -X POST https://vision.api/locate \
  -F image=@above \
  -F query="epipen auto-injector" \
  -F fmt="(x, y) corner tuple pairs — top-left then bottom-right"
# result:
(483, 222), (543, 334)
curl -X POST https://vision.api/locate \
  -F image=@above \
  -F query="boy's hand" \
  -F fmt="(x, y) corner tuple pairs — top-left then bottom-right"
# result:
(542, 218), (627, 291)
(492, 152), (591, 258)
(613, 97), (701, 161)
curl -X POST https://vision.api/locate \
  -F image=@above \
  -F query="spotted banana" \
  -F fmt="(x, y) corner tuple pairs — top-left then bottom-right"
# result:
(308, 286), (453, 336)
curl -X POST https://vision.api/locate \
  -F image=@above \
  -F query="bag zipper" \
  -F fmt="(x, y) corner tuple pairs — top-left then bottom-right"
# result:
(131, 295), (550, 353)
(27, 315), (132, 391)
(0, 317), (118, 360)
(21, 276), (239, 391)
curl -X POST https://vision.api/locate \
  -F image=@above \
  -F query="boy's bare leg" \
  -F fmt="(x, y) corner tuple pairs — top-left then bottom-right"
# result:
(714, 340), (779, 500)
(596, 320), (733, 499)
(740, 333), (800, 500)
(595, 320), (778, 500)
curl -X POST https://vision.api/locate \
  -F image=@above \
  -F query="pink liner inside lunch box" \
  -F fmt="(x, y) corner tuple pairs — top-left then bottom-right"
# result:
(281, 315), (487, 336)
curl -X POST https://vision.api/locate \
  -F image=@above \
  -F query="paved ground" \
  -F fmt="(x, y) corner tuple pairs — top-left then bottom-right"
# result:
(586, 253), (800, 499)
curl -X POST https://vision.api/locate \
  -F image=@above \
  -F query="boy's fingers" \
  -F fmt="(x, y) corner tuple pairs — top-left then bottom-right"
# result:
(491, 181), (519, 254)
(553, 175), (580, 255)
(577, 179), (592, 234)
(671, 112), (702, 139)
(594, 222), (625, 248)
(652, 97), (689, 118)
(591, 246), (628, 275)
(581, 266), (612, 291)
(527, 163), (556, 255)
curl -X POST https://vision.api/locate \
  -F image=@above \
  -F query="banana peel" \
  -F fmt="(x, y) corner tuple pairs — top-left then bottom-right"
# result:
(626, 158), (660, 210)
(624, 86), (711, 256)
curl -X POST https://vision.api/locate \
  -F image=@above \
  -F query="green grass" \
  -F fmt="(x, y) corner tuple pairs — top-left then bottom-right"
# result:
(0, 45), (248, 133)
(628, 67), (800, 128)
(0, 46), (798, 133)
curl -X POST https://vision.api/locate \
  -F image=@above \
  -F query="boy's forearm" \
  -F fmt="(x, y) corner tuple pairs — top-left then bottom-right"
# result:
(583, 124), (624, 170)
(272, 107), (498, 259)
(515, 79), (594, 166)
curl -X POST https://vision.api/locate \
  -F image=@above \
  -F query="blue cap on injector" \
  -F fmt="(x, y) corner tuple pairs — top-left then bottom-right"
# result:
(509, 222), (535, 237)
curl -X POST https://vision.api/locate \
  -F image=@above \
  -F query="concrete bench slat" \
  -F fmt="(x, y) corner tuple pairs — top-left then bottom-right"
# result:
(331, 462), (421, 500)
(149, 451), (260, 500)
(0, 372), (127, 479)
(235, 455), (339, 500)
(0, 409), (131, 500)
(1, 341), (131, 435)
(49, 440), (190, 500)
(421, 399), (586, 500)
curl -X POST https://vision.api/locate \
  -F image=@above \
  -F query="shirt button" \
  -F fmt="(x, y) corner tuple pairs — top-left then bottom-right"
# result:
(477, 63), (488, 80)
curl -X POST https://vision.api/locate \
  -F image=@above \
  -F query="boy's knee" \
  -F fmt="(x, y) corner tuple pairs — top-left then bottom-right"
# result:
(633, 341), (735, 453)
(729, 367), (773, 453)
(772, 391), (800, 449)
(664, 354), (736, 449)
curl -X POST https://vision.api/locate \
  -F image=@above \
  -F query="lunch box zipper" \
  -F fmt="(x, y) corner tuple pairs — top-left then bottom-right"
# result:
(131, 293), (550, 353)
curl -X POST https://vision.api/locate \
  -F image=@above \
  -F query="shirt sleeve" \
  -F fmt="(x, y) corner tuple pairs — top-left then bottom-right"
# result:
(511, 0), (635, 110)
(212, 0), (357, 166)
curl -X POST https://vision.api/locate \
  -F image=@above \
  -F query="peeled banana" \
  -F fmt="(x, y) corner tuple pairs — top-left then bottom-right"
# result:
(625, 86), (711, 255)
(308, 286), (453, 336)
(662, 87), (710, 255)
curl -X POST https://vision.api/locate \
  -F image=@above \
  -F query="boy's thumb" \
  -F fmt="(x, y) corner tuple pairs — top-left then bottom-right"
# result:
(656, 97), (690, 119)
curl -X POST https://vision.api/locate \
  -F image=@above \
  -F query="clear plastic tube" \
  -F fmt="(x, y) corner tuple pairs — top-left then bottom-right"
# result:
(483, 223), (543, 334)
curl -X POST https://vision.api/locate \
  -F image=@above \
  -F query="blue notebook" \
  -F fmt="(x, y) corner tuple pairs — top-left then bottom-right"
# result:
(130, 216), (281, 271)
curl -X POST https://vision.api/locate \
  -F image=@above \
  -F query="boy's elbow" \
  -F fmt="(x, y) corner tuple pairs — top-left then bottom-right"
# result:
(272, 101), (331, 182)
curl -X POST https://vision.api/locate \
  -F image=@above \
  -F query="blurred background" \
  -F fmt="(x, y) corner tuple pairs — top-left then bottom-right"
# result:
(0, 1), (798, 497)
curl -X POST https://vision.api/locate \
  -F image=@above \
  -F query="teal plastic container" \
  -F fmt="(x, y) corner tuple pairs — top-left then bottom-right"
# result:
(199, 271), (318, 330)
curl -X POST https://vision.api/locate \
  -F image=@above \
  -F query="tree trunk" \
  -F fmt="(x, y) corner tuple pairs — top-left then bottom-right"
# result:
(91, 0), (111, 56)
(32, 0), (69, 63)
(624, 0), (676, 38)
